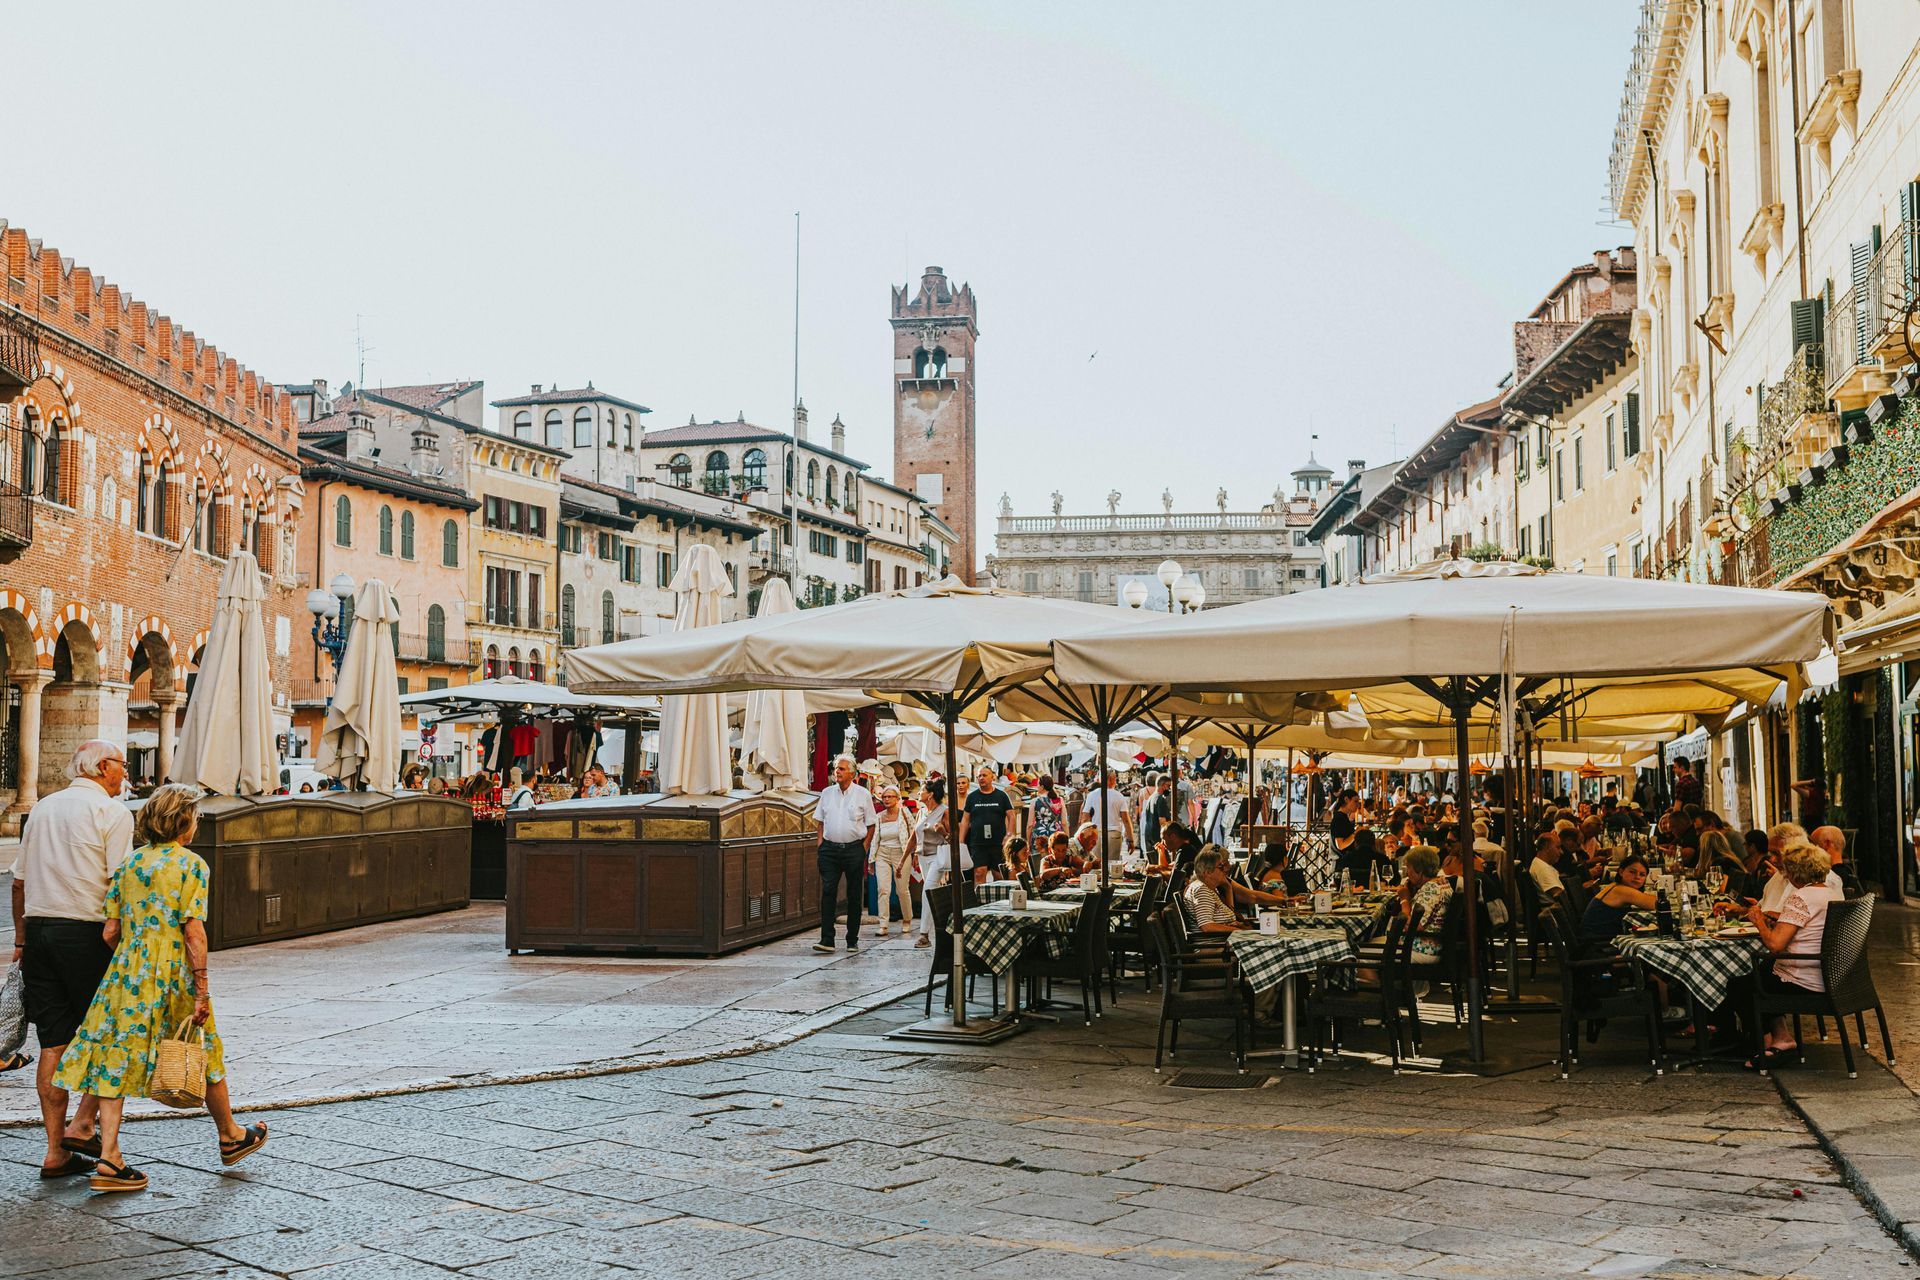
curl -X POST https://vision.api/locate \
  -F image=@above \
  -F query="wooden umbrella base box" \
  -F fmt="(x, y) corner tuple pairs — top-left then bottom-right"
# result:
(506, 792), (821, 956)
(194, 792), (473, 951)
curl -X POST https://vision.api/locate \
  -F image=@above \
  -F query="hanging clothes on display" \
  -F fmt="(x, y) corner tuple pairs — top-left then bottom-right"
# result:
(508, 722), (539, 769)
(854, 706), (879, 765)
(477, 725), (500, 772)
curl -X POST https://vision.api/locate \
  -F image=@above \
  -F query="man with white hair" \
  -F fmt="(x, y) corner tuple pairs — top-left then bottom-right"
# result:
(1809, 825), (1862, 899)
(8, 740), (133, 1180)
(814, 753), (875, 954)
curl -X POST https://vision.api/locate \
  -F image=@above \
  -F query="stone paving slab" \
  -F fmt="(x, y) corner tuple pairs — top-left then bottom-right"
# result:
(0, 891), (931, 1122)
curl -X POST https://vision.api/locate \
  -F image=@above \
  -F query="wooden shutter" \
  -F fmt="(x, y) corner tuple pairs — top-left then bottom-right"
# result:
(1788, 297), (1825, 351)
(1851, 229), (1879, 356)
(1903, 183), (1920, 291)
(1623, 392), (1641, 457)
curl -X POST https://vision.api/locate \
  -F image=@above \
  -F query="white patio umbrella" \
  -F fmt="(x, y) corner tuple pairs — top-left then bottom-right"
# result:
(656, 544), (735, 796)
(169, 550), (276, 795)
(738, 577), (810, 793)
(317, 579), (402, 791)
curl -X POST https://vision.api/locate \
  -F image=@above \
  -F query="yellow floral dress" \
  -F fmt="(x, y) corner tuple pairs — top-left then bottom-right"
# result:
(54, 841), (225, 1098)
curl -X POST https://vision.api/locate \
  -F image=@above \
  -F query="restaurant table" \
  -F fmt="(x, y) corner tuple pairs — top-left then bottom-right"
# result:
(1229, 928), (1357, 1066)
(1264, 907), (1379, 948)
(1617, 929), (1767, 1014)
(977, 880), (1143, 909)
(962, 899), (1084, 1023)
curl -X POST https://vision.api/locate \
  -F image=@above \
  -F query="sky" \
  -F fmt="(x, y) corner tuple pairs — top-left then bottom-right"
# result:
(7, 1), (1639, 566)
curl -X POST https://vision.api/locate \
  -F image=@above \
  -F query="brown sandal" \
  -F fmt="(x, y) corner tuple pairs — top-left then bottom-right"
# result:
(39, 1154), (95, 1180)
(219, 1122), (268, 1167)
(60, 1133), (102, 1159)
(89, 1159), (147, 1193)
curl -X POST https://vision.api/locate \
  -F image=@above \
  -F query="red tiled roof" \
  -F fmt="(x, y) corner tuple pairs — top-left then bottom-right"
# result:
(365, 381), (479, 411)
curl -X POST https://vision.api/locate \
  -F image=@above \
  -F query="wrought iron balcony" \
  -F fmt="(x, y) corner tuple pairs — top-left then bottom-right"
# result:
(0, 416), (31, 557)
(0, 307), (38, 395)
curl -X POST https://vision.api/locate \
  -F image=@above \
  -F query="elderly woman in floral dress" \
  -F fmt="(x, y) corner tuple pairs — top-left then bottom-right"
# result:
(53, 784), (266, 1193)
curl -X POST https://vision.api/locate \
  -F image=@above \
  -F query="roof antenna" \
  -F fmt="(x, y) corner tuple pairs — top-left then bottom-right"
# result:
(355, 315), (375, 395)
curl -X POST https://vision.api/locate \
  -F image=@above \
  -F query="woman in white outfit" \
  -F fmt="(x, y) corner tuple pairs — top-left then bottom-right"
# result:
(914, 779), (971, 948)
(869, 785), (918, 937)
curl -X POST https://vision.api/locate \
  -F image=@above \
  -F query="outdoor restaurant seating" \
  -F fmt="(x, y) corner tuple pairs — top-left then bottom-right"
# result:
(1752, 895), (1895, 1079)
(923, 884), (1001, 1018)
(1539, 905), (1666, 1078)
(1145, 909), (1249, 1071)
(1304, 913), (1421, 1072)
(1109, 877), (1169, 993)
(1023, 886), (1108, 1025)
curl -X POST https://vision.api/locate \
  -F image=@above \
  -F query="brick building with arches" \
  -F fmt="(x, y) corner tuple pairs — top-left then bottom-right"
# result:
(0, 221), (306, 828)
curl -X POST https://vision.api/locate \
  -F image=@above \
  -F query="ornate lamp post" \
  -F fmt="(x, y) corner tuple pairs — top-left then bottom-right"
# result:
(305, 572), (356, 680)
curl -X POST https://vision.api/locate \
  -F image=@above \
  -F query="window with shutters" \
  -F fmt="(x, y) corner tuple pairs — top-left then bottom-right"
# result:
(621, 545), (641, 583)
(378, 505), (394, 555)
(1622, 392), (1641, 458)
(1554, 448), (1564, 503)
(602, 591), (615, 640)
(335, 493), (352, 546)
(1077, 571), (1094, 602)
(426, 604), (446, 662)
(400, 510), (415, 560)
(1022, 571), (1038, 592)
(597, 531), (617, 561)
(560, 586), (577, 644)
(1516, 435), (1529, 481)
(1572, 435), (1584, 491)
(442, 519), (459, 566)
(657, 551), (673, 585)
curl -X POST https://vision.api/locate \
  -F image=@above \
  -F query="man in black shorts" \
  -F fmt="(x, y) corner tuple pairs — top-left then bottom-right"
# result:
(10, 740), (134, 1180)
(959, 766), (1015, 878)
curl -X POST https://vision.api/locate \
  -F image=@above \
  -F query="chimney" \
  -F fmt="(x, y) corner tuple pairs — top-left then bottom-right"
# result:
(410, 425), (440, 477)
(1348, 458), (1365, 477)
(531, 384), (542, 394)
(345, 401), (376, 462)
(793, 399), (809, 442)
(830, 414), (846, 455)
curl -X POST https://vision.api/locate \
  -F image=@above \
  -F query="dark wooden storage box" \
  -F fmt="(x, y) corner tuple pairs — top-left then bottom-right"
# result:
(195, 792), (472, 951)
(506, 792), (818, 955)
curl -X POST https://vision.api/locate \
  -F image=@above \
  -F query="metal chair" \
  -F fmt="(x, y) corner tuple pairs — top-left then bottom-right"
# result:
(921, 884), (998, 1017)
(1026, 889), (1106, 1025)
(1143, 909), (1247, 1072)
(1541, 906), (1664, 1078)
(1303, 912), (1422, 1072)
(1753, 895), (1894, 1079)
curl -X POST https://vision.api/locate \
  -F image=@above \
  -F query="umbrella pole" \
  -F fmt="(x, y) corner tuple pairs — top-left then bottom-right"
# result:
(1454, 679), (1485, 1063)
(1286, 748), (1295, 831)
(943, 699), (968, 1029)
(1098, 720), (1112, 892)
(1242, 730), (1258, 854)
(1165, 716), (1181, 862)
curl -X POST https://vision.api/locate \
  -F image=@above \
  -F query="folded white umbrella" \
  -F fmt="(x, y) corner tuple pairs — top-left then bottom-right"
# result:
(656, 545), (735, 796)
(738, 578), (811, 793)
(317, 579), (402, 791)
(170, 551), (276, 795)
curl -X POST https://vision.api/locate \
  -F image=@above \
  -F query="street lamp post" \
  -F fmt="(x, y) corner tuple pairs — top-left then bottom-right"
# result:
(1128, 559), (1210, 852)
(305, 572), (356, 682)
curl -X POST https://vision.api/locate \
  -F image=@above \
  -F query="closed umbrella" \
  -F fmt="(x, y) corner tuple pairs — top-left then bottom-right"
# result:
(656, 545), (735, 796)
(739, 577), (809, 793)
(170, 551), (276, 795)
(317, 579), (401, 791)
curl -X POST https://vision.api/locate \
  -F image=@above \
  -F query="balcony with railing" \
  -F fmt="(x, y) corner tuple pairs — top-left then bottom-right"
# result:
(0, 419), (31, 557)
(752, 546), (795, 579)
(393, 631), (478, 666)
(1000, 510), (1289, 535)
(0, 308), (39, 395)
(700, 471), (767, 497)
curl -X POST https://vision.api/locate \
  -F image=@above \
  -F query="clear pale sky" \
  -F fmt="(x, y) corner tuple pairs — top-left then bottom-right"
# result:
(9, 1), (1638, 566)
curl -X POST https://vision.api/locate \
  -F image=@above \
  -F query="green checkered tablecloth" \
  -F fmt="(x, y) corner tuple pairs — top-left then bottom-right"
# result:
(962, 900), (1082, 973)
(1264, 910), (1378, 947)
(977, 880), (1024, 903)
(1617, 932), (1768, 1011)
(1228, 928), (1354, 995)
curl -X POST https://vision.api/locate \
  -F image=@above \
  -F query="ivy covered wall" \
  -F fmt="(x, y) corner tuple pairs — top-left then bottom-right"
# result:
(1768, 396), (1920, 582)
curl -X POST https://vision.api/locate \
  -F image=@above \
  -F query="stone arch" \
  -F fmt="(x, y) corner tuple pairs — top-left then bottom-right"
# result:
(51, 609), (101, 684)
(127, 616), (180, 701)
(0, 589), (46, 672)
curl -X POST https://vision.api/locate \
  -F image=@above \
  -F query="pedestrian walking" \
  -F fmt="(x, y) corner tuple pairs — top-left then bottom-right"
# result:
(959, 766), (1014, 879)
(1027, 775), (1064, 845)
(814, 754), (876, 953)
(54, 783), (266, 1193)
(7, 740), (133, 1181)
(869, 784), (917, 937)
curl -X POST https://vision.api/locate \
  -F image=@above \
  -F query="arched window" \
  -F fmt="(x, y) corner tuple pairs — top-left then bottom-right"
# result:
(785, 451), (794, 489)
(199, 490), (218, 553)
(543, 410), (564, 448)
(513, 410), (532, 440)
(442, 518), (459, 566)
(426, 603), (446, 662)
(152, 459), (171, 540)
(669, 453), (692, 487)
(806, 460), (818, 499)
(844, 472), (855, 510)
(622, 413), (634, 450)
(930, 346), (947, 377)
(41, 416), (62, 503)
(334, 493), (352, 546)
(507, 645), (522, 678)
(378, 504), (394, 555)
(400, 510), (415, 559)
(913, 348), (929, 379)
(19, 409), (38, 496)
(135, 453), (150, 532)
(485, 644), (500, 679)
(704, 450), (729, 492)
(252, 511), (269, 564)
(825, 466), (838, 506)
(573, 407), (593, 447)
(529, 650), (545, 683)
(560, 584), (577, 645)
(743, 448), (767, 488)
(601, 590), (615, 642)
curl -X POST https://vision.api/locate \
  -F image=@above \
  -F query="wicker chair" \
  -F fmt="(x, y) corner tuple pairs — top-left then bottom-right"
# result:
(1025, 889), (1107, 1025)
(1303, 913), (1423, 1072)
(1143, 909), (1247, 1072)
(921, 884), (999, 1017)
(1540, 906), (1665, 1078)
(1752, 895), (1894, 1079)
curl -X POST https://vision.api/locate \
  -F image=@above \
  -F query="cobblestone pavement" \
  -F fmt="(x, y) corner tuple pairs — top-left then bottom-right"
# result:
(3, 985), (1911, 1280)
(0, 889), (929, 1121)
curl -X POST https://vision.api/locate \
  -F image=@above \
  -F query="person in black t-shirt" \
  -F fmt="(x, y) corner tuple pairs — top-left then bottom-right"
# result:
(959, 766), (1015, 877)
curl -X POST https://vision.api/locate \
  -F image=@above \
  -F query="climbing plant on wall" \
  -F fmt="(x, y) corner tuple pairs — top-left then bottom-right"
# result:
(1768, 397), (1920, 582)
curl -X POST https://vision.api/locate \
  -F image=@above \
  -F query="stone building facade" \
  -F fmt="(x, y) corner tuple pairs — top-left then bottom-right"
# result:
(986, 460), (1333, 608)
(892, 267), (979, 581)
(0, 221), (307, 827)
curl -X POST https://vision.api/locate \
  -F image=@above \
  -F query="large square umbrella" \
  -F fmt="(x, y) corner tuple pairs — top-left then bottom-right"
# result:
(170, 551), (276, 795)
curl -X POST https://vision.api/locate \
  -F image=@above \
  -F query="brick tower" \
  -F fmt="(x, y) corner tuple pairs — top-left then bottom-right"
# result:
(891, 266), (978, 582)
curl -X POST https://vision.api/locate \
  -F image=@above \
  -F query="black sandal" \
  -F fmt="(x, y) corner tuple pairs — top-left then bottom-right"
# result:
(88, 1159), (147, 1193)
(60, 1133), (102, 1159)
(219, 1122), (268, 1167)
(1744, 1045), (1803, 1072)
(1, 1051), (31, 1072)
(38, 1154), (95, 1180)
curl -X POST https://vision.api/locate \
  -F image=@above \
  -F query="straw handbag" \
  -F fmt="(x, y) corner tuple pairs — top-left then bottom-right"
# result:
(149, 1020), (208, 1109)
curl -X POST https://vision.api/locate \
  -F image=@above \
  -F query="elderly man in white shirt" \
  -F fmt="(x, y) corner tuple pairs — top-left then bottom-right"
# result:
(814, 754), (877, 954)
(8, 740), (134, 1180)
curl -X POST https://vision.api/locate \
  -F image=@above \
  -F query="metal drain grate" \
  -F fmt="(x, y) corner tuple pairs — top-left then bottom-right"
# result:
(1166, 1070), (1268, 1089)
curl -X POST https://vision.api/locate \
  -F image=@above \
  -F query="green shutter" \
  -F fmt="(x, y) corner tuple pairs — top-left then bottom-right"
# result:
(1623, 392), (1641, 457)
(1789, 297), (1825, 351)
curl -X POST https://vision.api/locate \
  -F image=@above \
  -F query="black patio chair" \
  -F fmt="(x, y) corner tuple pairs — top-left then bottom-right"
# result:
(921, 884), (1000, 1018)
(1026, 888), (1107, 1025)
(1303, 912), (1422, 1072)
(1109, 876), (1169, 994)
(1143, 909), (1247, 1072)
(1753, 895), (1895, 1080)
(1541, 906), (1664, 1078)
(1514, 867), (1545, 978)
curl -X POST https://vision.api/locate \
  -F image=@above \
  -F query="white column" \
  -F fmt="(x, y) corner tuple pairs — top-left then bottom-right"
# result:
(156, 691), (182, 784)
(7, 672), (52, 814)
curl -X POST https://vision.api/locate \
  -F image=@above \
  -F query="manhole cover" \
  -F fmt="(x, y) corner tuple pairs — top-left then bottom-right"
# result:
(1166, 1070), (1269, 1089)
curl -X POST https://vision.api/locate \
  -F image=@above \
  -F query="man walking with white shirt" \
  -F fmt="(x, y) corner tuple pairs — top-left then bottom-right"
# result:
(8, 740), (134, 1180)
(815, 754), (876, 954)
